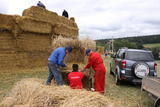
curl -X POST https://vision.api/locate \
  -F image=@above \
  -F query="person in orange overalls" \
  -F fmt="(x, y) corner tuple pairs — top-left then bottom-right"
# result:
(83, 49), (106, 93)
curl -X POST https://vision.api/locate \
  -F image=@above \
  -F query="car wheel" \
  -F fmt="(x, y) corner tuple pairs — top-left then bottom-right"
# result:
(115, 74), (120, 85)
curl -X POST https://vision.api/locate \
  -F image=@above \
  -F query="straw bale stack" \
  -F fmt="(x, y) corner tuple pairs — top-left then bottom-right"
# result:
(22, 6), (58, 26)
(0, 78), (115, 107)
(51, 36), (85, 63)
(16, 16), (52, 34)
(22, 6), (79, 39)
(0, 14), (15, 31)
(0, 32), (17, 50)
(0, 51), (49, 70)
(16, 33), (52, 52)
(0, 6), (80, 70)
(51, 36), (96, 63)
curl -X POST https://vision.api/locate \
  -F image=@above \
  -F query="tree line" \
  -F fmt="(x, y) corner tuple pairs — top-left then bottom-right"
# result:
(96, 34), (160, 60)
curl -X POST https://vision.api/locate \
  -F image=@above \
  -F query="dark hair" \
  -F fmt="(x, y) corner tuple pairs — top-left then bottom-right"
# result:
(85, 49), (91, 55)
(72, 64), (79, 72)
(66, 46), (73, 52)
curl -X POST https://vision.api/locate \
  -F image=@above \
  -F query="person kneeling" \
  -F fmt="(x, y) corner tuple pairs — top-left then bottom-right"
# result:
(68, 64), (84, 89)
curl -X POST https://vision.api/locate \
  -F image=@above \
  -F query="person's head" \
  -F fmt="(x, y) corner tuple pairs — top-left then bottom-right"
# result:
(85, 49), (91, 56)
(72, 64), (79, 72)
(66, 46), (73, 53)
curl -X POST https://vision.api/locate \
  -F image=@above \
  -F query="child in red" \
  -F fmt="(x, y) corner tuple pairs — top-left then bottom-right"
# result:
(68, 64), (84, 89)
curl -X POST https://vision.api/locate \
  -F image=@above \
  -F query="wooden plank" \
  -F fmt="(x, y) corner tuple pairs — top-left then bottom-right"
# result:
(142, 77), (160, 98)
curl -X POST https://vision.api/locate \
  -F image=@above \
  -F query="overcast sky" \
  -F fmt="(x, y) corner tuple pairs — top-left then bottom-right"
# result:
(0, 0), (160, 40)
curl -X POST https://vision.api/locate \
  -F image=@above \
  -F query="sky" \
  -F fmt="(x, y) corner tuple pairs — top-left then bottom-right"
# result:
(0, 0), (160, 40)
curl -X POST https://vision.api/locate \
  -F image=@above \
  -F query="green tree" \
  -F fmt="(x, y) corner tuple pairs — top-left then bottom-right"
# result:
(113, 39), (143, 51)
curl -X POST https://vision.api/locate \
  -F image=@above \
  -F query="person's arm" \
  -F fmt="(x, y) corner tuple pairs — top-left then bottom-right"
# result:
(58, 51), (66, 67)
(84, 56), (93, 69)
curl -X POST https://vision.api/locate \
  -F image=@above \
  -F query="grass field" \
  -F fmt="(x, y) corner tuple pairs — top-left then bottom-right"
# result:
(0, 58), (160, 107)
(104, 57), (160, 107)
(0, 67), (48, 102)
(143, 43), (160, 48)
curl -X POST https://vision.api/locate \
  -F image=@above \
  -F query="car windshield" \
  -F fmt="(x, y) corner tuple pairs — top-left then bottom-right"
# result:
(126, 51), (154, 61)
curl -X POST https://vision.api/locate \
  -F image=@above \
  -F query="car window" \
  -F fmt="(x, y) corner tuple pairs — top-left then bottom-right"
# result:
(117, 50), (125, 58)
(121, 52), (125, 59)
(126, 51), (154, 61)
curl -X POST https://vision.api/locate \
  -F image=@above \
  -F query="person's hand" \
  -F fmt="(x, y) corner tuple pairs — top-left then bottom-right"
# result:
(82, 68), (86, 72)
(65, 64), (67, 67)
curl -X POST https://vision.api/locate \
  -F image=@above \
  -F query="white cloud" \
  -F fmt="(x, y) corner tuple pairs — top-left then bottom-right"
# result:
(0, 0), (160, 39)
(0, 0), (9, 14)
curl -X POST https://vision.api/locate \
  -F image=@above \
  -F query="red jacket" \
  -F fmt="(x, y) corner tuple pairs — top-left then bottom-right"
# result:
(85, 52), (106, 93)
(68, 71), (84, 89)
(85, 52), (106, 72)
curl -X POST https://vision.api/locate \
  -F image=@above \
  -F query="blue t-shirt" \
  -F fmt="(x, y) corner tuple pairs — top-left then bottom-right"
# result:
(48, 47), (66, 67)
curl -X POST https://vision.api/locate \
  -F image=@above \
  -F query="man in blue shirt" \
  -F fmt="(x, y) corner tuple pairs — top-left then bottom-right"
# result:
(37, 1), (46, 9)
(46, 46), (73, 85)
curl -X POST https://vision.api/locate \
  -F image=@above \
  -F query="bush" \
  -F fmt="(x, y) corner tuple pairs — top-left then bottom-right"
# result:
(149, 47), (160, 60)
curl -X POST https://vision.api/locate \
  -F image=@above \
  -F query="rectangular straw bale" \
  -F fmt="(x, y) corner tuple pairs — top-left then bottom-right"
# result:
(53, 24), (78, 38)
(0, 51), (49, 70)
(69, 27), (79, 38)
(72, 22), (78, 28)
(70, 17), (75, 22)
(16, 33), (51, 51)
(58, 16), (78, 28)
(0, 32), (17, 50)
(22, 6), (58, 26)
(58, 16), (69, 26)
(0, 14), (15, 31)
(80, 37), (96, 50)
(53, 24), (69, 37)
(26, 52), (49, 67)
(16, 51), (49, 68)
(51, 36), (85, 63)
(0, 51), (18, 70)
(64, 48), (85, 63)
(17, 16), (52, 34)
(69, 20), (78, 28)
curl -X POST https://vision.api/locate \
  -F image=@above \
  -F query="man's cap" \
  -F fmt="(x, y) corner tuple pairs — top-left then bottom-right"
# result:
(66, 46), (73, 52)
(85, 49), (91, 55)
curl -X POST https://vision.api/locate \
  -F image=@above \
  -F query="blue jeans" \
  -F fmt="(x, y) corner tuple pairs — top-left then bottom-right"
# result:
(46, 62), (63, 85)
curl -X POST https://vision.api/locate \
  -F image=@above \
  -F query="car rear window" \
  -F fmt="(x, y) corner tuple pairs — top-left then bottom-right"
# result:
(126, 51), (154, 61)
